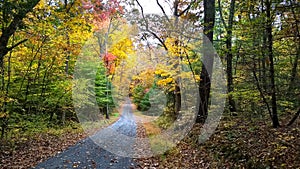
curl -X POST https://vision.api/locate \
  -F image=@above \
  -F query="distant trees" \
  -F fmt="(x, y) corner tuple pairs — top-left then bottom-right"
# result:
(133, 0), (205, 121)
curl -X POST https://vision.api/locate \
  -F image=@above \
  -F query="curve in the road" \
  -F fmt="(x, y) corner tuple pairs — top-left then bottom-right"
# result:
(35, 99), (138, 169)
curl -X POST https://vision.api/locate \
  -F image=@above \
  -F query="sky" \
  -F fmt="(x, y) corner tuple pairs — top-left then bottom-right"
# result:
(134, 0), (172, 15)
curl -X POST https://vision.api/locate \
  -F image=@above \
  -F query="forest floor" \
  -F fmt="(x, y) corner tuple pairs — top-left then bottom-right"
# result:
(1, 113), (299, 168)
(135, 115), (300, 169)
(0, 115), (119, 168)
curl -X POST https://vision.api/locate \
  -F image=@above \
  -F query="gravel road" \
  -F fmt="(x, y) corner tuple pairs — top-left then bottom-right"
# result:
(34, 99), (138, 169)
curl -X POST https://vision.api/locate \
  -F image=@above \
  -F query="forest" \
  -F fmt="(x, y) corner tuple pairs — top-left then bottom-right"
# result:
(0, 0), (299, 168)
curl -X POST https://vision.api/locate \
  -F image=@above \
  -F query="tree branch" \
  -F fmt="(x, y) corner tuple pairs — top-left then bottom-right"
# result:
(178, 0), (197, 17)
(252, 63), (273, 120)
(66, 0), (75, 13)
(135, 0), (168, 50)
(156, 0), (170, 22)
(7, 39), (28, 51)
(287, 107), (300, 126)
(0, 0), (40, 58)
(218, 0), (228, 30)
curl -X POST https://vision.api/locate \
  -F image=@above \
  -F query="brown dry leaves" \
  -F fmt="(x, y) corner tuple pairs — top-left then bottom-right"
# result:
(0, 132), (86, 169)
(135, 116), (300, 169)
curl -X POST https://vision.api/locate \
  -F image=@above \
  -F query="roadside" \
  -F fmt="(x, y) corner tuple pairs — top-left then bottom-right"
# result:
(0, 128), (86, 168)
(0, 116), (118, 168)
(135, 115), (300, 168)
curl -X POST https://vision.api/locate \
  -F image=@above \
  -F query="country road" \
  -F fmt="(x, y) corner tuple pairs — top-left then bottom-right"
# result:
(34, 99), (138, 169)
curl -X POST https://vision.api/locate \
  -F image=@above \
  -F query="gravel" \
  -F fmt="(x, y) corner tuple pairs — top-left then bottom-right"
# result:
(34, 101), (138, 169)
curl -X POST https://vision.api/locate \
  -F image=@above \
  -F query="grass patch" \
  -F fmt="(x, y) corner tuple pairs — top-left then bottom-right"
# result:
(143, 122), (161, 136)
(2, 114), (83, 141)
(149, 135), (175, 155)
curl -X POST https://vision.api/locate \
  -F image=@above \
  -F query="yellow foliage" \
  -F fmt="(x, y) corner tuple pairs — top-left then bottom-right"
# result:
(165, 77), (173, 83)
(195, 75), (201, 82)
(154, 68), (176, 91)
(168, 86), (176, 92)
(11, 0), (93, 82)
(165, 37), (188, 57)
(139, 69), (155, 88)
(154, 69), (164, 75)
(156, 77), (174, 86)
(161, 73), (169, 77)
(109, 37), (134, 67)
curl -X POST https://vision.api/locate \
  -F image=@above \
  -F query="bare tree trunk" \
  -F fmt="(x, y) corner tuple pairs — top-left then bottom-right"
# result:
(290, 40), (299, 88)
(174, 81), (181, 115)
(262, 35), (267, 89)
(287, 107), (300, 126)
(289, 0), (300, 87)
(219, 0), (236, 112)
(197, 0), (216, 123)
(266, 0), (280, 128)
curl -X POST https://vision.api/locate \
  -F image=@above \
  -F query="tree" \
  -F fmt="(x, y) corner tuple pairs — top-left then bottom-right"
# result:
(0, 1), (40, 135)
(266, 0), (279, 128)
(196, 0), (216, 123)
(224, 0), (300, 127)
(0, 0), (94, 137)
(218, 0), (237, 112)
(0, 0), (40, 66)
(82, 0), (125, 119)
(134, 0), (202, 119)
(95, 63), (115, 117)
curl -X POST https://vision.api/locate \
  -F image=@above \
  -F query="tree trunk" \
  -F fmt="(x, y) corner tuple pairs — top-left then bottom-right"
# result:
(218, 0), (236, 112)
(262, 35), (267, 89)
(175, 81), (181, 116)
(65, 32), (70, 76)
(226, 0), (236, 112)
(0, 0), (40, 70)
(287, 107), (300, 126)
(266, 0), (280, 128)
(290, 40), (299, 88)
(196, 0), (216, 123)
(289, 0), (300, 88)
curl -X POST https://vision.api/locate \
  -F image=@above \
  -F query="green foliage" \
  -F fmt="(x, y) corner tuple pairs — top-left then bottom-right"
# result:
(2, 112), (82, 140)
(95, 63), (115, 113)
(132, 85), (151, 111)
(139, 92), (151, 111)
(154, 106), (175, 129)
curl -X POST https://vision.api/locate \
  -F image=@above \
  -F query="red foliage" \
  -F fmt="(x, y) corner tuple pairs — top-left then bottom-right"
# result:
(103, 53), (117, 62)
(103, 53), (117, 74)
(81, 0), (124, 22)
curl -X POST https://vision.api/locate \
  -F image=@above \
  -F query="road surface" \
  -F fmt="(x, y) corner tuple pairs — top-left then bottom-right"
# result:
(34, 99), (138, 169)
